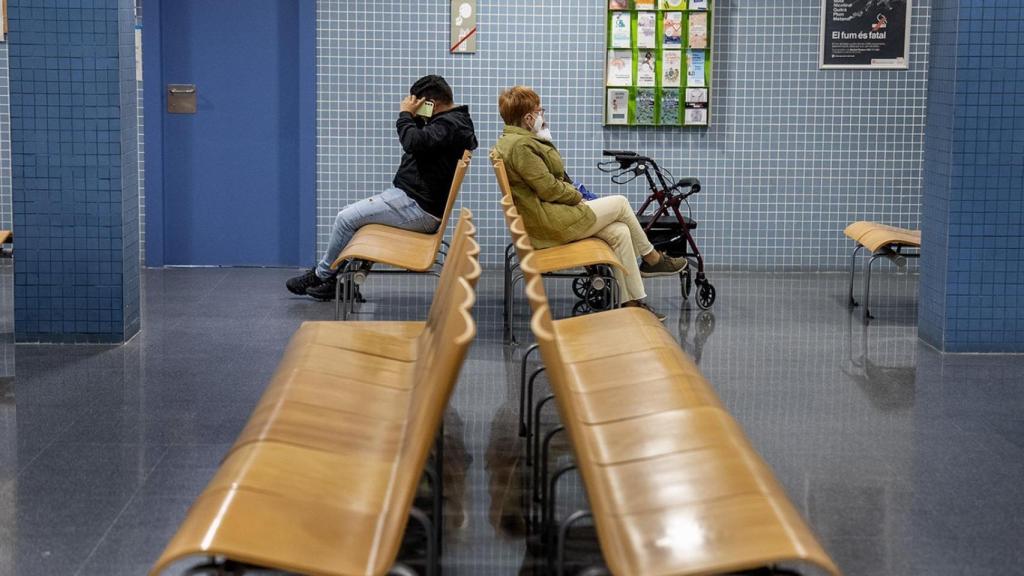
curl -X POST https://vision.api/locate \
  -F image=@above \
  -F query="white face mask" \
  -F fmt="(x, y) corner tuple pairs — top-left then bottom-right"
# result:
(531, 112), (552, 141)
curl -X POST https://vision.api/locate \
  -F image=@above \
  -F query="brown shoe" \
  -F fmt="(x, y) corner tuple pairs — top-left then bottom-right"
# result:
(640, 252), (688, 278)
(622, 299), (667, 322)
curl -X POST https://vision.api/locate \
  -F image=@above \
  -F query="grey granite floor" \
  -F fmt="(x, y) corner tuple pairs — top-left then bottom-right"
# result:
(0, 266), (1021, 575)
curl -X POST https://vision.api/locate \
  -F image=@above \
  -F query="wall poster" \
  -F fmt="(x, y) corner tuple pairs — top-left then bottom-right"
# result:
(820, 0), (910, 69)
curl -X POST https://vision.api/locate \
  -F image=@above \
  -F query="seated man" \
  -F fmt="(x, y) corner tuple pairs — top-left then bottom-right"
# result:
(287, 75), (478, 300)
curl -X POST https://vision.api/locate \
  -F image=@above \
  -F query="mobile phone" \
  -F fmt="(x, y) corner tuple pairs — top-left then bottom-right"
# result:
(416, 100), (435, 118)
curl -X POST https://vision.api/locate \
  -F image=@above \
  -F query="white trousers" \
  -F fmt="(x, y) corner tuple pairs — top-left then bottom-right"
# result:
(566, 195), (654, 302)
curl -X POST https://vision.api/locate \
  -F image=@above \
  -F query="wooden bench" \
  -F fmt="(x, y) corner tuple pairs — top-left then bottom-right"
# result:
(503, 205), (839, 575)
(329, 150), (473, 320)
(0, 229), (11, 257)
(150, 209), (481, 576)
(490, 152), (627, 344)
(844, 221), (921, 320)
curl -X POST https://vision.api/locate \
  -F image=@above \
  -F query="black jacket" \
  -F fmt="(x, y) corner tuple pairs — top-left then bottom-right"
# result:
(393, 105), (478, 218)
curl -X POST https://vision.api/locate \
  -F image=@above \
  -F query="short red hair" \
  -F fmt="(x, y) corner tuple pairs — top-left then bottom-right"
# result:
(498, 86), (541, 126)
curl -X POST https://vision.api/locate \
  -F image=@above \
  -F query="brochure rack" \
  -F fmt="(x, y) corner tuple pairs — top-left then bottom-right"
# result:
(605, 0), (713, 126)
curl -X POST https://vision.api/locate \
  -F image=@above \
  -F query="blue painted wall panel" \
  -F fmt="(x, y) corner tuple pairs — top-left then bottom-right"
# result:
(9, 0), (140, 343)
(920, 0), (1024, 352)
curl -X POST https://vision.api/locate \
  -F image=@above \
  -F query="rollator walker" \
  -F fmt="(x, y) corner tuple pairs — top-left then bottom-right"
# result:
(574, 149), (716, 310)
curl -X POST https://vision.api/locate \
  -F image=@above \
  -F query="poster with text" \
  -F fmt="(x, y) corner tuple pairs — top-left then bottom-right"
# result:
(820, 0), (909, 68)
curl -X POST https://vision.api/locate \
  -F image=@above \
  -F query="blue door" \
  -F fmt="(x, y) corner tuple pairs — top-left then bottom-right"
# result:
(150, 0), (314, 266)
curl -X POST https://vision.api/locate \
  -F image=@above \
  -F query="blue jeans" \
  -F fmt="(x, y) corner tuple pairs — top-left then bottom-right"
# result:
(316, 187), (441, 279)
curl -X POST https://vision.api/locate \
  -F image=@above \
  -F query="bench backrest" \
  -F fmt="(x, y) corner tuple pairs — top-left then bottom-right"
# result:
(424, 208), (480, 339)
(430, 150), (473, 249)
(490, 152), (514, 202)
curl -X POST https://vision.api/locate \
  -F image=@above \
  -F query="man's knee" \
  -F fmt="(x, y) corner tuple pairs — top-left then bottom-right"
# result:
(334, 208), (356, 232)
(612, 195), (632, 215)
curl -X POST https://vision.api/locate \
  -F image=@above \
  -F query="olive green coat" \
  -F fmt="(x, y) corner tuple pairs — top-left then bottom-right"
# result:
(493, 126), (596, 249)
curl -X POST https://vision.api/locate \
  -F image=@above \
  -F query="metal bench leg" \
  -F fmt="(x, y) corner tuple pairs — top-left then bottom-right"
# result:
(504, 242), (516, 342)
(864, 252), (883, 322)
(544, 463), (576, 568)
(334, 271), (344, 321)
(388, 563), (419, 576)
(509, 272), (524, 344)
(407, 507), (437, 576)
(519, 344), (540, 437)
(557, 510), (594, 576)
(540, 426), (565, 524)
(849, 244), (864, 307)
(525, 367), (546, 467)
(532, 394), (557, 504)
(434, 426), (445, 555)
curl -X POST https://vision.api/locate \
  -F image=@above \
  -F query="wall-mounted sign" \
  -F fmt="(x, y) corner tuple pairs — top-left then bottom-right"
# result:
(820, 0), (910, 69)
(450, 0), (477, 53)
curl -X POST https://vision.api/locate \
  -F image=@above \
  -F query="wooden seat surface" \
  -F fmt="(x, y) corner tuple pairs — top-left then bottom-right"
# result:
(0, 230), (10, 244)
(493, 154), (627, 276)
(515, 236), (841, 576)
(331, 150), (472, 272)
(844, 221), (921, 252)
(151, 210), (481, 576)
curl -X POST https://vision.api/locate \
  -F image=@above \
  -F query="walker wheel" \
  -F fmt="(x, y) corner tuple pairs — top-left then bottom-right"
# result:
(679, 268), (692, 300)
(586, 284), (613, 311)
(572, 300), (591, 316)
(572, 277), (590, 299)
(696, 282), (716, 310)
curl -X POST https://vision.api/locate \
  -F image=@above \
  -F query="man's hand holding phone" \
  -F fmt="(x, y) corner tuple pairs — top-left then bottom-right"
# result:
(400, 95), (426, 115)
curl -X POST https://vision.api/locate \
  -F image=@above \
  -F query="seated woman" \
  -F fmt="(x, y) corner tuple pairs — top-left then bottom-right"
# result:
(494, 85), (686, 321)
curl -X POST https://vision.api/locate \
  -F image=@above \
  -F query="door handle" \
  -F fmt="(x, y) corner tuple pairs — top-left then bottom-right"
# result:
(167, 84), (197, 114)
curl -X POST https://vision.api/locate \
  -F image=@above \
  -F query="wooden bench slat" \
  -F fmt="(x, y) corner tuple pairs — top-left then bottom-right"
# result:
(507, 206), (841, 576)
(330, 150), (472, 273)
(606, 492), (837, 576)
(152, 209), (481, 576)
(260, 369), (411, 423)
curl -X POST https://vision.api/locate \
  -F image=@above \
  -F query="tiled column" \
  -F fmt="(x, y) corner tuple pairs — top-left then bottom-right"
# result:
(919, 1), (1024, 353)
(8, 0), (141, 343)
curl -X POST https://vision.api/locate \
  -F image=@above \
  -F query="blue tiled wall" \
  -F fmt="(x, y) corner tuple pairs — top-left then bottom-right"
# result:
(920, 0), (1024, 353)
(317, 1), (931, 270)
(0, 45), (11, 232)
(8, 0), (140, 343)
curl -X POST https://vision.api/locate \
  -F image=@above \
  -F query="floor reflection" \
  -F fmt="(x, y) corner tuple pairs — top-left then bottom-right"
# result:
(0, 268), (1021, 575)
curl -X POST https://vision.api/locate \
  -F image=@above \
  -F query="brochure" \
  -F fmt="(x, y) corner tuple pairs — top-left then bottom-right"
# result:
(637, 12), (657, 49)
(607, 50), (633, 86)
(660, 0), (686, 8)
(609, 0), (628, 9)
(688, 12), (708, 49)
(684, 107), (708, 126)
(607, 89), (630, 125)
(686, 50), (706, 87)
(689, 0), (708, 9)
(685, 87), (708, 104)
(660, 89), (680, 124)
(635, 0), (655, 7)
(636, 88), (656, 124)
(663, 12), (683, 48)
(637, 50), (657, 87)
(662, 50), (682, 87)
(611, 12), (632, 48)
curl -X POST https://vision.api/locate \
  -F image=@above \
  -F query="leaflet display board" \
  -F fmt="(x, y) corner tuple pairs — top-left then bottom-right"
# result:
(605, 0), (712, 127)
(820, 0), (910, 69)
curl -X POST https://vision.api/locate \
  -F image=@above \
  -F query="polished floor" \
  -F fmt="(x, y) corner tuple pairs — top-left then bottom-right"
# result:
(1, 265), (1022, 576)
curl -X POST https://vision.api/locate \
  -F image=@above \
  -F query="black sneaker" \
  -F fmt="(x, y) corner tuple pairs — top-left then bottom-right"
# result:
(639, 252), (688, 278)
(623, 299), (667, 322)
(306, 275), (339, 302)
(286, 268), (325, 295)
(306, 276), (365, 303)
